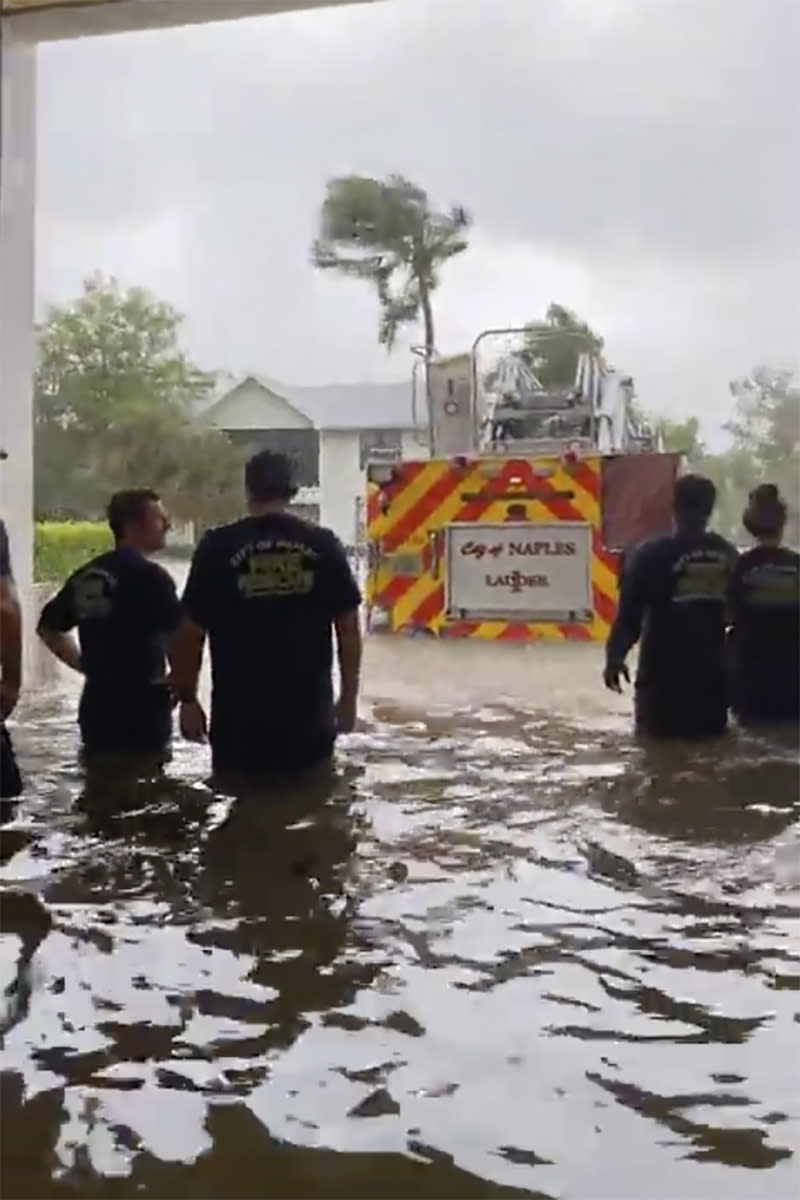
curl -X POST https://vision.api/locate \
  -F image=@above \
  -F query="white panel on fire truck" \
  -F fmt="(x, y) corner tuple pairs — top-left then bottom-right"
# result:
(444, 522), (593, 621)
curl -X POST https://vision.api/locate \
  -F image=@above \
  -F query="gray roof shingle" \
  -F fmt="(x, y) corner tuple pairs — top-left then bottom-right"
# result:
(219, 374), (421, 431)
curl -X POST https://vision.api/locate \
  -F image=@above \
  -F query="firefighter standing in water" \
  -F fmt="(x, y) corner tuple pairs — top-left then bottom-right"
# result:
(728, 484), (799, 726)
(170, 450), (362, 779)
(603, 474), (738, 738)
(37, 490), (182, 760)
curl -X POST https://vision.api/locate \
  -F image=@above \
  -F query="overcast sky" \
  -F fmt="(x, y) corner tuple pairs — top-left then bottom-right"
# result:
(36, 0), (799, 439)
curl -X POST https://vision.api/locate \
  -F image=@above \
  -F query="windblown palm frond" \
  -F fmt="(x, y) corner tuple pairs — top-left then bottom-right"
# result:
(311, 173), (472, 357)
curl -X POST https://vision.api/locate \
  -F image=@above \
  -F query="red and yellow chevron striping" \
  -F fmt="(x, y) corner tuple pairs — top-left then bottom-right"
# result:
(365, 455), (620, 642)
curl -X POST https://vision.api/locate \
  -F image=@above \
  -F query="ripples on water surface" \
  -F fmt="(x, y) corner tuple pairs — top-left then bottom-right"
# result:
(1, 634), (799, 1199)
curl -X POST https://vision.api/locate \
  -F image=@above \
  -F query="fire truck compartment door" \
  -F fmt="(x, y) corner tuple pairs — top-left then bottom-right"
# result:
(444, 522), (593, 621)
(602, 453), (682, 550)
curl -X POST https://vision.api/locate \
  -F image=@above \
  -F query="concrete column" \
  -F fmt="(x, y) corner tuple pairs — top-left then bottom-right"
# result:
(0, 26), (36, 611)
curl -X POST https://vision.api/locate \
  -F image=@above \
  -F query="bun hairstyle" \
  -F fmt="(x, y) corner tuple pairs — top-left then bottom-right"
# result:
(743, 483), (787, 538)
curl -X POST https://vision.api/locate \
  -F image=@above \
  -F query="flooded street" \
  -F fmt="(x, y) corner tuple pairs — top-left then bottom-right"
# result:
(2, 576), (799, 1198)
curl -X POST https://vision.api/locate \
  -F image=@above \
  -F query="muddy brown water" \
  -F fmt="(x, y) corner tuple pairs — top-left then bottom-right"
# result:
(1, 568), (799, 1199)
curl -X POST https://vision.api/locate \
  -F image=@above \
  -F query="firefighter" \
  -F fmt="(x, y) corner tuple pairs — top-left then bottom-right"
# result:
(603, 474), (738, 738)
(37, 489), (182, 761)
(728, 484), (799, 726)
(171, 450), (362, 780)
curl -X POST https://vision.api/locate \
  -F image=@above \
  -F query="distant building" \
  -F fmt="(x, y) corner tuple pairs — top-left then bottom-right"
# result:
(200, 374), (425, 550)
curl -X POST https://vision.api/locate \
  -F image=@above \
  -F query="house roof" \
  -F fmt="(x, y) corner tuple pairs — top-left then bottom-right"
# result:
(206, 373), (421, 432)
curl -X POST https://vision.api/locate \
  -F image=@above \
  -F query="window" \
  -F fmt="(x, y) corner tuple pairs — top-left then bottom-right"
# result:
(359, 427), (403, 469)
(226, 428), (319, 487)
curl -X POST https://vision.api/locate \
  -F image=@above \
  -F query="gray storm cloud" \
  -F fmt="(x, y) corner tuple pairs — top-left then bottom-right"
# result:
(38, 0), (798, 260)
(34, 0), (799, 424)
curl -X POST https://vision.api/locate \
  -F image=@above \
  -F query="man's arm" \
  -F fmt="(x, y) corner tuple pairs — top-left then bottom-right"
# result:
(0, 520), (22, 719)
(604, 545), (649, 687)
(170, 536), (216, 739)
(36, 581), (83, 674)
(334, 609), (362, 714)
(323, 533), (363, 730)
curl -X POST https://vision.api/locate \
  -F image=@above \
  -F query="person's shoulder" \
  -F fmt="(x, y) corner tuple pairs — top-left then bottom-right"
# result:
(628, 535), (670, 566)
(705, 531), (738, 556)
(307, 522), (348, 556)
(194, 521), (242, 555)
(78, 550), (117, 577)
(734, 544), (760, 569)
(140, 556), (177, 587)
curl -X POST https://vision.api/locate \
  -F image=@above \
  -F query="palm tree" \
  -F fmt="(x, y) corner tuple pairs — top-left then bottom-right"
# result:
(312, 174), (471, 359)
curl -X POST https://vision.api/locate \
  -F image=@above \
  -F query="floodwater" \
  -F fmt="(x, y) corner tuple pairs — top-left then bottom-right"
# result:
(2, 573), (799, 1199)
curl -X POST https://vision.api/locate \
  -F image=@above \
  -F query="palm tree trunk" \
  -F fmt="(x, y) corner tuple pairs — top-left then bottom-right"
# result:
(420, 284), (436, 456)
(420, 285), (435, 361)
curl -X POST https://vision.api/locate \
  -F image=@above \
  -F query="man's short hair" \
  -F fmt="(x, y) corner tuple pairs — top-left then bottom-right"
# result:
(673, 473), (716, 522)
(743, 483), (787, 538)
(107, 489), (160, 541)
(244, 450), (297, 502)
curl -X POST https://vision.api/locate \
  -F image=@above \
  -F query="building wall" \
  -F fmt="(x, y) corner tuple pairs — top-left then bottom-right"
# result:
(319, 429), (360, 549)
(226, 427), (319, 487)
(319, 427), (423, 550)
(0, 33), (36, 645)
(401, 428), (427, 459)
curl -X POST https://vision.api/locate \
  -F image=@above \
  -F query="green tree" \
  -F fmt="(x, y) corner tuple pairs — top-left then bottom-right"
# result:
(697, 446), (758, 541)
(656, 415), (706, 461)
(647, 368), (799, 543)
(518, 303), (605, 389)
(312, 174), (471, 357)
(724, 366), (800, 543)
(34, 275), (243, 525)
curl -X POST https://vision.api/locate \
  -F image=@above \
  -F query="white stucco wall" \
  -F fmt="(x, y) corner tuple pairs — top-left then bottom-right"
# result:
(0, 30), (36, 623)
(319, 427), (423, 549)
(401, 428), (428, 459)
(318, 429), (360, 548)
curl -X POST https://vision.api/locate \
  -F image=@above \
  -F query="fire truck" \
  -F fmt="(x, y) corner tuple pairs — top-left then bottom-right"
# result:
(363, 329), (683, 642)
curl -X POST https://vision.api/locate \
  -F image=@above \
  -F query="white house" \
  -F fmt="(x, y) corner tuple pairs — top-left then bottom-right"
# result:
(200, 374), (425, 551)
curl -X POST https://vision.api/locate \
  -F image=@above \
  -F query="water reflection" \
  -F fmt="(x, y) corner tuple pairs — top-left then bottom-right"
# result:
(1, 638), (798, 1199)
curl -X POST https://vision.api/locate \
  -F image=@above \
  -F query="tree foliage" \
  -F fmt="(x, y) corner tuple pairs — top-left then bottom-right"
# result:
(519, 303), (605, 389)
(312, 174), (470, 356)
(718, 367), (799, 542)
(656, 415), (705, 460)
(34, 275), (244, 525)
(657, 368), (799, 542)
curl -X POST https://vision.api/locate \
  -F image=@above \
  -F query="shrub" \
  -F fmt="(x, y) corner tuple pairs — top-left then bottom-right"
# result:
(34, 521), (114, 582)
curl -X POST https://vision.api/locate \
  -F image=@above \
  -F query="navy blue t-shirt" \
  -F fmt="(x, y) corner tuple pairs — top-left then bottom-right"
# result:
(607, 530), (738, 737)
(181, 513), (361, 772)
(38, 548), (182, 752)
(728, 545), (799, 723)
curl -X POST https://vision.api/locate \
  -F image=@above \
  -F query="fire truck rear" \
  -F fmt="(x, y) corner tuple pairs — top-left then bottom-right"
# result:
(364, 330), (683, 642)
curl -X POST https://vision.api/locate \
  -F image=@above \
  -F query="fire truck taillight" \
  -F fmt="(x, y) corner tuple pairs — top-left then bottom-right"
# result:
(450, 455), (471, 470)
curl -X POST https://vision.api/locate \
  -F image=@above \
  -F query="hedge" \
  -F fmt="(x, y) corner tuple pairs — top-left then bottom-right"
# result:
(35, 521), (114, 583)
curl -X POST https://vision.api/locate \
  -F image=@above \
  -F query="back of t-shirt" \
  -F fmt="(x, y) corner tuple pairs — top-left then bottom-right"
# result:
(38, 549), (181, 692)
(635, 529), (738, 697)
(181, 514), (362, 751)
(729, 545), (800, 719)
